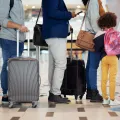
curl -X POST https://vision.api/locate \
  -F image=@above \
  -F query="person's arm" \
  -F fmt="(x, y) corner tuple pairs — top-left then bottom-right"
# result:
(0, 0), (28, 32)
(47, 0), (74, 20)
(88, 0), (100, 32)
(98, 0), (105, 16)
(6, 21), (22, 30)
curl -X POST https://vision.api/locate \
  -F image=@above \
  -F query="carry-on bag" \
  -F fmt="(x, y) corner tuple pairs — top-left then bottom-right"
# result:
(33, 5), (47, 47)
(75, 0), (95, 52)
(61, 31), (86, 100)
(8, 30), (40, 108)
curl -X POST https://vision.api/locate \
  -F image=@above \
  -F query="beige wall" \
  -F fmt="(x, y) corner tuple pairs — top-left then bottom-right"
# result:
(107, 0), (120, 29)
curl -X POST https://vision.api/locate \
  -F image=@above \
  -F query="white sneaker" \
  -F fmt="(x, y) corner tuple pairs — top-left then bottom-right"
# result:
(102, 99), (110, 105)
(109, 100), (120, 106)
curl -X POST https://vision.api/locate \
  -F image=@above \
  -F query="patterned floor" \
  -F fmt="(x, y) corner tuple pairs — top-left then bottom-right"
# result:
(0, 49), (120, 120)
(0, 91), (120, 120)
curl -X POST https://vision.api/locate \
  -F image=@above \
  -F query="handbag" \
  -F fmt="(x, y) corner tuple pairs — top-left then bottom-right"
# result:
(76, 0), (95, 52)
(33, 7), (47, 46)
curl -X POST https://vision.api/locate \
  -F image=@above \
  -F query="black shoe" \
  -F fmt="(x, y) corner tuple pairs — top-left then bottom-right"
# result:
(2, 96), (9, 104)
(59, 95), (71, 102)
(90, 90), (103, 103)
(49, 92), (69, 100)
(86, 89), (92, 99)
(48, 93), (70, 104)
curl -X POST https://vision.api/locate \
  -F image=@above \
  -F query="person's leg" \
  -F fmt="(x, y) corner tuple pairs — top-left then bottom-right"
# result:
(8, 40), (24, 58)
(109, 56), (118, 101)
(86, 51), (92, 99)
(88, 52), (103, 102)
(1, 39), (11, 96)
(88, 52), (101, 90)
(0, 39), (24, 102)
(46, 38), (67, 95)
(108, 56), (120, 106)
(46, 38), (69, 103)
(101, 56), (109, 100)
(48, 47), (54, 93)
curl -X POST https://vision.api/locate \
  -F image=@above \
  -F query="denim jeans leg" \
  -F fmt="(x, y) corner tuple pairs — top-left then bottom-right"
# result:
(1, 58), (9, 94)
(87, 51), (101, 90)
(0, 39), (24, 94)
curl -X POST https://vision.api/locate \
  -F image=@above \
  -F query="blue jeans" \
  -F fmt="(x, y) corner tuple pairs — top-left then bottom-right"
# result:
(0, 38), (24, 94)
(86, 51), (101, 90)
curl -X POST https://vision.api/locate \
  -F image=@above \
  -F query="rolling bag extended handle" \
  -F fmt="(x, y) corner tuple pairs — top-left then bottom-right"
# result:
(17, 30), (30, 57)
(70, 28), (73, 61)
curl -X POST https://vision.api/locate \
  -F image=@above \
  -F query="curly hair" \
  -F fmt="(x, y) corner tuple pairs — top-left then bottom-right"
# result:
(98, 12), (117, 29)
(82, 0), (89, 6)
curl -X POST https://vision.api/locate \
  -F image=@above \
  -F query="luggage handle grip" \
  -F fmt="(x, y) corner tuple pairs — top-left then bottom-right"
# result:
(17, 30), (30, 57)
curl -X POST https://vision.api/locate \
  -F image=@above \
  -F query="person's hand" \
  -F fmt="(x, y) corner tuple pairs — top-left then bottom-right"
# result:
(71, 12), (77, 18)
(19, 25), (29, 33)
(70, 26), (73, 33)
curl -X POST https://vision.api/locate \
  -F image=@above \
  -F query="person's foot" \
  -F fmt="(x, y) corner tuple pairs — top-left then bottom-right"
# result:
(2, 96), (9, 104)
(59, 95), (69, 100)
(48, 93), (71, 104)
(102, 99), (110, 105)
(49, 92), (69, 100)
(86, 89), (92, 99)
(90, 90), (103, 103)
(109, 100), (120, 106)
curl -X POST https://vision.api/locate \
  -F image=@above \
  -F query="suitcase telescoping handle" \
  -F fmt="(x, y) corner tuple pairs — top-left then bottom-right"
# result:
(70, 28), (73, 61)
(17, 30), (30, 57)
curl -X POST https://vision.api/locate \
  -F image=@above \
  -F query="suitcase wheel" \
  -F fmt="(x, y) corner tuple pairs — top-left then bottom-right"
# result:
(32, 101), (38, 108)
(75, 95), (78, 100)
(79, 95), (84, 100)
(64, 95), (66, 98)
(9, 102), (14, 108)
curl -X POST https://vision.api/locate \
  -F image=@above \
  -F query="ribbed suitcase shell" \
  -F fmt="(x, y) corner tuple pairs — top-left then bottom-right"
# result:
(8, 57), (39, 102)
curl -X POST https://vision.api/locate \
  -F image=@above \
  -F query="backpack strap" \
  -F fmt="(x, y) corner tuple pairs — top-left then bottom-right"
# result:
(9, 0), (14, 18)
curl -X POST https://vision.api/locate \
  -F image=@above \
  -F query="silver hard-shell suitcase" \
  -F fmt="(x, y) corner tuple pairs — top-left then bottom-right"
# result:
(8, 31), (40, 108)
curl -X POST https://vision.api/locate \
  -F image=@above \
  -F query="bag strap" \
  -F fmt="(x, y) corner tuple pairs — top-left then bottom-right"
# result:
(35, 6), (42, 25)
(9, 0), (14, 18)
(80, 0), (90, 30)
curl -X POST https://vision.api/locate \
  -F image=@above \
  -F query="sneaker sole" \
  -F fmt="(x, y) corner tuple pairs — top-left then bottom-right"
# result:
(102, 103), (109, 105)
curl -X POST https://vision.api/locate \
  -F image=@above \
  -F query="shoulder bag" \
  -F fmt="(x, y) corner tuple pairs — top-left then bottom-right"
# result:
(76, 0), (95, 52)
(33, 7), (47, 46)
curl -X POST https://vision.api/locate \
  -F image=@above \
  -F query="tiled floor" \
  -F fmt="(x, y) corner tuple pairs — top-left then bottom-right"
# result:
(0, 92), (120, 120)
(0, 49), (120, 120)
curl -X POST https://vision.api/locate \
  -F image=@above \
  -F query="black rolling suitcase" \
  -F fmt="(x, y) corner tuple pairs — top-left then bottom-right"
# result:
(61, 31), (86, 100)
